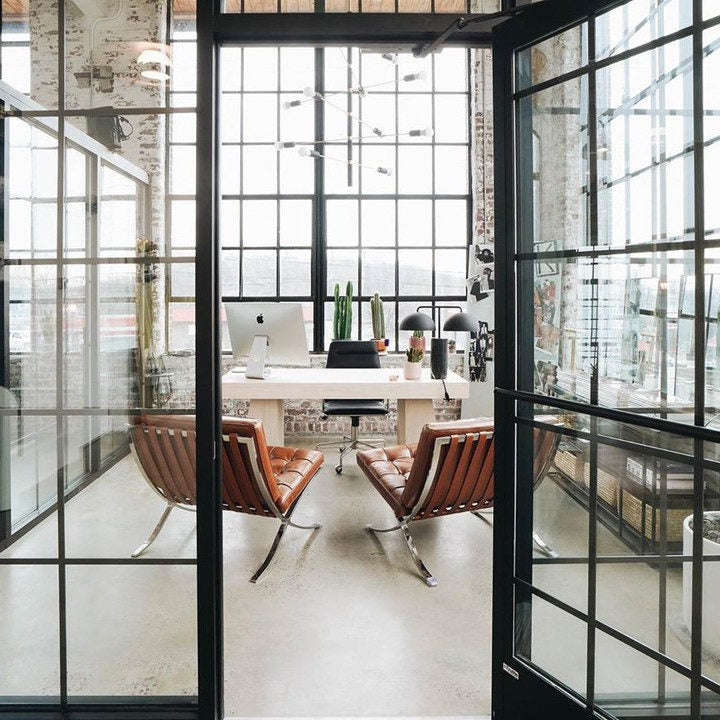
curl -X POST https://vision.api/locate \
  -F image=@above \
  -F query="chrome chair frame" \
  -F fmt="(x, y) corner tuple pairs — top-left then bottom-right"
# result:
(129, 427), (321, 583)
(366, 434), (463, 587)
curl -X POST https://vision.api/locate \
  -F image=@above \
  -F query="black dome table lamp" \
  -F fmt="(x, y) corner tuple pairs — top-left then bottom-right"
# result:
(430, 311), (477, 380)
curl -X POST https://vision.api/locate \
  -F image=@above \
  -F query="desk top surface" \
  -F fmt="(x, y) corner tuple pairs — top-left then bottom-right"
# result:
(221, 367), (469, 400)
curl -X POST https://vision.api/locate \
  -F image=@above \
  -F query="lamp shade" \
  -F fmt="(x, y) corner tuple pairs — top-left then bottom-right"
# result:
(443, 312), (477, 333)
(399, 312), (435, 332)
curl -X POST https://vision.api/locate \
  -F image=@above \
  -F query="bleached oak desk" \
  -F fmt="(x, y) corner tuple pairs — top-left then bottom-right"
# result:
(221, 367), (470, 446)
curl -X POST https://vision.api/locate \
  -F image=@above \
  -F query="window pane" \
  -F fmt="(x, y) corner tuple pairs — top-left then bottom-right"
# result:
(221, 200), (240, 247)
(435, 199), (467, 246)
(399, 249), (432, 295)
(171, 201), (196, 250)
(435, 249), (466, 295)
(221, 94), (241, 143)
(434, 94), (468, 143)
(280, 249), (311, 295)
(242, 200), (277, 247)
(398, 146), (432, 194)
(433, 48), (468, 92)
(327, 200), (359, 246)
(222, 249), (240, 296)
(398, 95), (432, 140)
(279, 200), (312, 246)
(243, 48), (278, 91)
(361, 200), (395, 246)
(435, 146), (468, 194)
(243, 94), (278, 142)
(398, 200), (432, 246)
(170, 146), (196, 194)
(361, 248), (395, 295)
(327, 250), (358, 294)
(279, 148), (314, 193)
(242, 250), (277, 296)
(221, 145), (241, 195)
(280, 48), (315, 91)
(242, 145), (278, 194)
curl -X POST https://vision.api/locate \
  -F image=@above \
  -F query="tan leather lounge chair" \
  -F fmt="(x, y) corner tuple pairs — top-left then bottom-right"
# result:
(357, 418), (559, 586)
(128, 415), (324, 583)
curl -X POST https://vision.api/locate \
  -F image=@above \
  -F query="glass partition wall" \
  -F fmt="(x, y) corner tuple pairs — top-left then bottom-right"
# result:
(496, 1), (720, 718)
(0, 0), (200, 711)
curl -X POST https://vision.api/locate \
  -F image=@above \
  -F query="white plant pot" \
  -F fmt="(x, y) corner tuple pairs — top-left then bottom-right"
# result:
(683, 512), (720, 656)
(403, 361), (422, 380)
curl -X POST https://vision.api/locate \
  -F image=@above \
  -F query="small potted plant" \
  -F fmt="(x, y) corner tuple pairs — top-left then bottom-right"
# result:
(404, 346), (423, 380)
(370, 292), (387, 355)
(409, 329), (426, 352)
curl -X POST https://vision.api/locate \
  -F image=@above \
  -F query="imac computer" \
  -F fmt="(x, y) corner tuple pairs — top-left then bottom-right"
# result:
(225, 302), (310, 379)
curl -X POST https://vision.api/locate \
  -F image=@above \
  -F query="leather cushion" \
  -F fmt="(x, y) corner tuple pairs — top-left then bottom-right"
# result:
(267, 446), (324, 512)
(323, 399), (388, 416)
(356, 443), (417, 517)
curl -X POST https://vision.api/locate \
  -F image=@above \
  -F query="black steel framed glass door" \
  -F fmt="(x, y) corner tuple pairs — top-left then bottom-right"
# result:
(493, 0), (720, 718)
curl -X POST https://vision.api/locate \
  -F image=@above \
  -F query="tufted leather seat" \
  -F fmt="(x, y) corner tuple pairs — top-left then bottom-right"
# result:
(267, 446), (324, 512)
(355, 443), (417, 517)
(358, 418), (560, 586)
(129, 415), (324, 582)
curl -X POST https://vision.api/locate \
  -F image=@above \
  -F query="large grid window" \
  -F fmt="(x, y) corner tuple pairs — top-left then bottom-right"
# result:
(216, 45), (471, 353)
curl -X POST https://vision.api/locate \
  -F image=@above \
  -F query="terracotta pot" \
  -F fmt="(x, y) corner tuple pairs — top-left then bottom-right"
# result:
(409, 335), (426, 352)
(374, 338), (386, 354)
(403, 360), (422, 380)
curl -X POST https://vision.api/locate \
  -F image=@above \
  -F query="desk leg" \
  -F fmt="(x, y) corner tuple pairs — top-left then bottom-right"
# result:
(248, 399), (285, 446)
(396, 399), (435, 444)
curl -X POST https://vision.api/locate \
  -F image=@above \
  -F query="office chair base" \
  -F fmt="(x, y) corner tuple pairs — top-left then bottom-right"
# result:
(317, 427), (385, 474)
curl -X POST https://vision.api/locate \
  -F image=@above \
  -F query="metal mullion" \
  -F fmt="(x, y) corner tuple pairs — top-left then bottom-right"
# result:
(313, 47), (325, 352)
(88, 155), (101, 479)
(430, 53), (436, 314)
(0, 557), (198, 566)
(584, 15), (600, 713)
(55, 0), (69, 706)
(276, 48), (281, 299)
(518, 417), (708, 470)
(394, 57), (400, 325)
(356, 53), (363, 340)
(238, 47), (244, 299)
(196, 1), (223, 718)
(497, 388), (720, 443)
(691, 0), (706, 717)
(516, 237), (709, 262)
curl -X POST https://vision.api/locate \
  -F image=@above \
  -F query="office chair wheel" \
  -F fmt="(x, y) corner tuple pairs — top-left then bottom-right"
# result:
(335, 465), (343, 474)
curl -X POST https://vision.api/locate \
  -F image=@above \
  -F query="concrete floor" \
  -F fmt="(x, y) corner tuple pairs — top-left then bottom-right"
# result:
(0, 437), (493, 716)
(3, 441), (719, 715)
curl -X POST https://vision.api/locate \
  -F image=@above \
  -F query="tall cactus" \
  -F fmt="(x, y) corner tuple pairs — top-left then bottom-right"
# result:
(332, 281), (354, 339)
(371, 292), (385, 340)
(333, 283), (341, 339)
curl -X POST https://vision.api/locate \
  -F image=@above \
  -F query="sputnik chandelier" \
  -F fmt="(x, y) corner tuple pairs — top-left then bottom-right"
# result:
(276, 51), (434, 182)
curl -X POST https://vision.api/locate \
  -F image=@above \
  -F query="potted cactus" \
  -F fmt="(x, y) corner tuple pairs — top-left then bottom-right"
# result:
(332, 281), (354, 340)
(409, 329), (426, 352)
(370, 292), (387, 354)
(404, 346), (423, 380)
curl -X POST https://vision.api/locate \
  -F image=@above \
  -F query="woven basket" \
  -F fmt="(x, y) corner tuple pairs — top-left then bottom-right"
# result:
(620, 490), (689, 542)
(555, 450), (585, 483)
(583, 464), (620, 509)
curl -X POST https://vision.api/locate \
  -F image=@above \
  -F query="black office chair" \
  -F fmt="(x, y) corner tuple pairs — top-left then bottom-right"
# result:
(317, 340), (389, 474)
